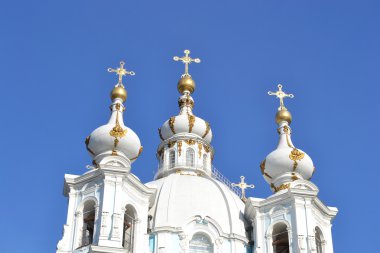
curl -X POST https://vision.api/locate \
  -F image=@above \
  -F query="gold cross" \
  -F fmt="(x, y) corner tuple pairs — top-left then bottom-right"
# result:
(173, 49), (201, 77)
(268, 84), (294, 111)
(232, 176), (255, 201)
(107, 61), (135, 87)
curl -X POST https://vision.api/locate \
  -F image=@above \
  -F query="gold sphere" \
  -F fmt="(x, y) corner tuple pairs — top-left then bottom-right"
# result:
(276, 109), (292, 125)
(177, 76), (196, 94)
(110, 86), (127, 102)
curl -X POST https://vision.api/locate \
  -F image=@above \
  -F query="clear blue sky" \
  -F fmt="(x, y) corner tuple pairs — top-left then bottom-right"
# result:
(0, 0), (378, 252)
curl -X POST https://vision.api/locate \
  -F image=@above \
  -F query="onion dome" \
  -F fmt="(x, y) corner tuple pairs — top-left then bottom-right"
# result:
(159, 50), (212, 143)
(85, 61), (142, 167)
(260, 84), (315, 192)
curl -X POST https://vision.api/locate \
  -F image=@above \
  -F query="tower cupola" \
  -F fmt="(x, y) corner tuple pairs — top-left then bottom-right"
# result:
(85, 61), (142, 168)
(156, 50), (214, 179)
(260, 84), (315, 192)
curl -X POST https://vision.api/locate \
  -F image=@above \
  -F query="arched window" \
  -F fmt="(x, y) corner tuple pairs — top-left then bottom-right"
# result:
(203, 154), (208, 170)
(186, 148), (195, 167)
(77, 200), (96, 248)
(123, 205), (137, 252)
(315, 227), (323, 253)
(169, 150), (175, 168)
(189, 233), (213, 253)
(272, 223), (289, 253)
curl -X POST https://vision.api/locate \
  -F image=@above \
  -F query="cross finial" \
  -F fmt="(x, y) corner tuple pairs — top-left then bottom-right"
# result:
(173, 49), (201, 77)
(268, 84), (294, 111)
(107, 61), (135, 87)
(232, 176), (255, 201)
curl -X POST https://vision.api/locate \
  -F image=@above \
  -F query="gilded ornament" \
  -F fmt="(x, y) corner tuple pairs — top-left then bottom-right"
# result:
(168, 140), (176, 148)
(107, 61), (135, 87)
(289, 148), (304, 171)
(157, 147), (164, 157)
(198, 142), (202, 158)
(173, 49), (201, 78)
(232, 176), (255, 201)
(291, 173), (298, 181)
(109, 112), (127, 138)
(289, 148), (305, 161)
(184, 139), (196, 145)
(268, 84), (294, 111)
(178, 97), (194, 108)
(188, 114), (195, 133)
(260, 159), (266, 175)
(115, 103), (121, 111)
(203, 144), (210, 153)
(272, 183), (290, 192)
(85, 136), (95, 155)
(158, 128), (164, 141)
(202, 121), (211, 138)
(177, 141), (182, 156)
(169, 116), (176, 134)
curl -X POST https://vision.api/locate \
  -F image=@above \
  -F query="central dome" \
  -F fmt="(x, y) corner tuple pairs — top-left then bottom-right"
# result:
(146, 173), (246, 236)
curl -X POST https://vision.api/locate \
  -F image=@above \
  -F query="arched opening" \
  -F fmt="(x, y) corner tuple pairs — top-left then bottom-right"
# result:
(272, 223), (289, 253)
(123, 205), (137, 252)
(77, 200), (96, 248)
(169, 150), (175, 169)
(189, 233), (213, 253)
(186, 148), (195, 167)
(202, 154), (208, 170)
(315, 227), (323, 253)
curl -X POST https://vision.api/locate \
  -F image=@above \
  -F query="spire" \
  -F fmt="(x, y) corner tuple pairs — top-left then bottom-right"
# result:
(85, 60), (142, 167)
(173, 49), (201, 95)
(173, 49), (201, 78)
(268, 84), (294, 125)
(261, 84), (314, 192)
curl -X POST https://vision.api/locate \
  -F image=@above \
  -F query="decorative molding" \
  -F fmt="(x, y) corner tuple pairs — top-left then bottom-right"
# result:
(178, 141), (183, 156)
(188, 114), (195, 133)
(169, 116), (176, 134)
(202, 121), (211, 138)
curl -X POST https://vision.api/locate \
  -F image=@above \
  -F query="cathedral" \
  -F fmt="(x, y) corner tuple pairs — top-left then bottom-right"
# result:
(56, 50), (338, 253)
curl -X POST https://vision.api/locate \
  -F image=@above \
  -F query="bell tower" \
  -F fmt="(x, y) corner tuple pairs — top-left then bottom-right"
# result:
(56, 61), (156, 253)
(244, 84), (338, 253)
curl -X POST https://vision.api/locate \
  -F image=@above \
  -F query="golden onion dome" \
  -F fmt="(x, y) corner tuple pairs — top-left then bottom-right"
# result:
(111, 86), (127, 102)
(177, 76), (196, 94)
(275, 109), (292, 125)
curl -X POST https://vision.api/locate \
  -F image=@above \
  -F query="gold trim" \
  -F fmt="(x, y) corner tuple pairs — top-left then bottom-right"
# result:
(289, 148), (305, 171)
(178, 141), (182, 156)
(109, 112), (127, 138)
(198, 142), (202, 158)
(158, 128), (164, 141)
(268, 84), (294, 111)
(85, 136), (95, 155)
(157, 147), (164, 157)
(178, 97), (194, 108)
(188, 114), (195, 133)
(169, 117), (176, 134)
(168, 140), (176, 148)
(291, 173), (298, 181)
(184, 139), (196, 145)
(173, 49), (201, 78)
(131, 146), (143, 160)
(203, 144), (210, 153)
(202, 121), (211, 138)
(260, 159), (266, 175)
(272, 183), (290, 192)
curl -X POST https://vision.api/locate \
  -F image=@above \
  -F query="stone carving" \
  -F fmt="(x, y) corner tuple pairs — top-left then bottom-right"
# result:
(215, 237), (224, 253)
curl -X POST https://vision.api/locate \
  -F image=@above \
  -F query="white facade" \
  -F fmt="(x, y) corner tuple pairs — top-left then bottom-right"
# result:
(56, 60), (338, 253)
